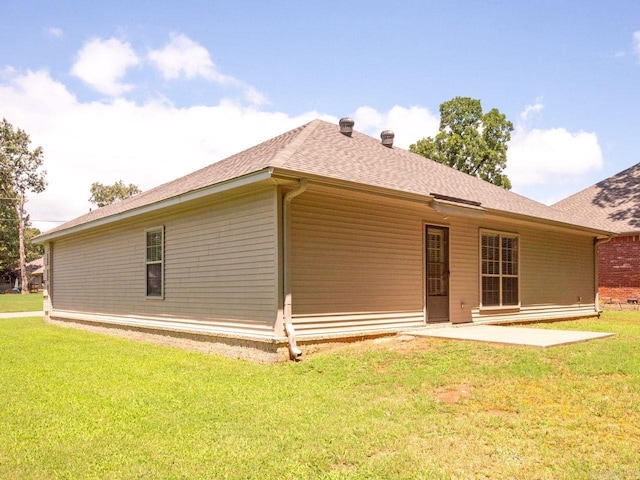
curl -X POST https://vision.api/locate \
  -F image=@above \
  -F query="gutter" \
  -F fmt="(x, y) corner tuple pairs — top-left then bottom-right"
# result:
(270, 168), (436, 208)
(481, 207), (616, 238)
(282, 179), (308, 359)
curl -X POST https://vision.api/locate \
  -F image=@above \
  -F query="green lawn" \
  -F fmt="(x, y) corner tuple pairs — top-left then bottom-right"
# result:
(1, 313), (639, 479)
(0, 292), (43, 313)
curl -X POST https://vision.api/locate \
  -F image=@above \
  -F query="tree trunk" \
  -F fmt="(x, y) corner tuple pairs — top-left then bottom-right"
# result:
(16, 194), (29, 295)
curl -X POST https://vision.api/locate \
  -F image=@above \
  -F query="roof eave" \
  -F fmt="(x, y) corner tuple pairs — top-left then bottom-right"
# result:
(270, 168), (436, 205)
(484, 208), (616, 237)
(272, 168), (614, 236)
(35, 168), (276, 243)
(36, 162), (617, 243)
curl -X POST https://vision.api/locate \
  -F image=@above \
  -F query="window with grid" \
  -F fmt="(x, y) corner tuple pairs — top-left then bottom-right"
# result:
(146, 227), (164, 298)
(481, 231), (519, 307)
(427, 228), (448, 296)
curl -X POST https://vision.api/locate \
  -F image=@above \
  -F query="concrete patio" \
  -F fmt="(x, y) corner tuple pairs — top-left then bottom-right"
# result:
(0, 311), (44, 319)
(403, 324), (615, 348)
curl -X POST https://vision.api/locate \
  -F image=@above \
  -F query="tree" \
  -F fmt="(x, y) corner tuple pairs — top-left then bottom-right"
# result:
(0, 118), (47, 294)
(0, 223), (43, 293)
(0, 201), (19, 274)
(89, 180), (141, 207)
(0, 204), (42, 275)
(409, 97), (514, 189)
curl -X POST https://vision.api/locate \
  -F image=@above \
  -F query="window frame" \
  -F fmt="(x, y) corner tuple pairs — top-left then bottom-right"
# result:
(145, 226), (164, 299)
(479, 229), (520, 310)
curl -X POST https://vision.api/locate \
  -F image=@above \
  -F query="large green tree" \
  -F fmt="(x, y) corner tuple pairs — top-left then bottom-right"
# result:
(89, 180), (141, 207)
(0, 203), (42, 275)
(0, 118), (47, 293)
(409, 97), (514, 189)
(0, 201), (18, 274)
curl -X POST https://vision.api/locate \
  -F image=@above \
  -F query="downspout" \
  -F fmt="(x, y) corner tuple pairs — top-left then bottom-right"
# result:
(282, 179), (308, 359)
(594, 236), (613, 315)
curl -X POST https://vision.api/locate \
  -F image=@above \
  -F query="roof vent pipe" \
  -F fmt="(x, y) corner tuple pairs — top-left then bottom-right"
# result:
(339, 117), (355, 137)
(381, 130), (395, 148)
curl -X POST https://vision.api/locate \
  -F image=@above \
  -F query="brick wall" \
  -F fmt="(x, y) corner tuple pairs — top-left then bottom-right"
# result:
(598, 234), (640, 301)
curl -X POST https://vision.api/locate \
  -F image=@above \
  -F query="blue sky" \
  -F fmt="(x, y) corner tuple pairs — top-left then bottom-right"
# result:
(1, 0), (639, 231)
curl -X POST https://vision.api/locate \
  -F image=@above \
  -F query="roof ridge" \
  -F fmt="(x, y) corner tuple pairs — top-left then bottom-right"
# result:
(269, 119), (323, 168)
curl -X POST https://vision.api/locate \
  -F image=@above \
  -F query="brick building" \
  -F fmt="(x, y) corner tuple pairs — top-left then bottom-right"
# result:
(554, 163), (640, 303)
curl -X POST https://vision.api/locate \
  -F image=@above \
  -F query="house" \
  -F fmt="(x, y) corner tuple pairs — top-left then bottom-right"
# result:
(553, 162), (640, 304)
(35, 119), (613, 362)
(1, 257), (43, 293)
(26, 257), (44, 292)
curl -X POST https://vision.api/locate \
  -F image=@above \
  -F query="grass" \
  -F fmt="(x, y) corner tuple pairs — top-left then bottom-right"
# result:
(0, 312), (639, 479)
(0, 292), (43, 313)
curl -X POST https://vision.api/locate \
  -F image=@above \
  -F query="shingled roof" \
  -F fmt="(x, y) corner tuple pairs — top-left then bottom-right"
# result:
(40, 119), (613, 240)
(553, 162), (640, 235)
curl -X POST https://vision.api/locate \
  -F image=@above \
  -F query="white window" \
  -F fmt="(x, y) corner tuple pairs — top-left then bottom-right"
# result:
(480, 231), (519, 307)
(146, 227), (164, 298)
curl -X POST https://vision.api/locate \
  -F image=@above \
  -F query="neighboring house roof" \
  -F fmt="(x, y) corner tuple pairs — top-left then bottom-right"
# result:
(553, 162), (640, 235)
(13, 257), (44, 276)
(38, 119), (614, 241)
(27, 257), (44, 269)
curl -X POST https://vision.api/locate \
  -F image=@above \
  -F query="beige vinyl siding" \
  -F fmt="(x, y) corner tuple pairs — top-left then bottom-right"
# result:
(470, 218), (597, 323)
(448, 218), (479, 324)
(441, 215), (597, 324)
(53, 229), (142, 312)
(520, 227), (594, 305)
(51, 188), (280, 336)
(49, 179), (599, 340)
(290, 186), (430, 335)
(289, 185), (599, 335)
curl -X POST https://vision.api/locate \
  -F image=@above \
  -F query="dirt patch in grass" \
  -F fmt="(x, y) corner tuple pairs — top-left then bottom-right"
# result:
(434, 384), (472, 404)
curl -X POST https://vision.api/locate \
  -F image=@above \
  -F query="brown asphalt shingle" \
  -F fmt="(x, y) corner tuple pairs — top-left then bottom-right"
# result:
(42, 119), (613, 238)
(553, 162), (640, 234)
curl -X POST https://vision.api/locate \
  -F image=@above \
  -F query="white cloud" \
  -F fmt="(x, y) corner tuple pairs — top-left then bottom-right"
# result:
(2, 65), (605, 231)
(520, 98), (544, 122)
(634, 30), (640, 61)
(147, 33), (269, 106)
(506, 126), (603, 188)
(352, 106), (384, 132)
(71, 38), (139, 96)
(353, 105), (439, 149)
(148, 33), (233, 84)
(243, 87), (270, 107)
(46, 27), (64, 38)
(0, 68), (326, 231)
(1, 68), (439, 232)
(505, 101), (604, 189)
